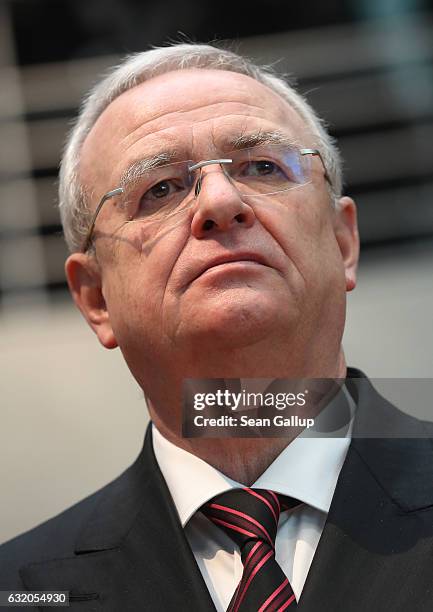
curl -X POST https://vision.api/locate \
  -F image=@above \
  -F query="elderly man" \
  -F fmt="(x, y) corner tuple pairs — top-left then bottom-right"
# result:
(1, 43), (433, 611)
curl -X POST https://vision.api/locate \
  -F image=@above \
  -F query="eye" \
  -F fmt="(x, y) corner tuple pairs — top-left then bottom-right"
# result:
(244, 160), (283, 177)
(139, 179), (183, 207)
(135, 177), (187, 217)
(147, 180), (175, 199)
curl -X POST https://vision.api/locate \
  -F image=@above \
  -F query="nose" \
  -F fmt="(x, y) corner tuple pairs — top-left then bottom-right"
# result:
(190, 166), (256, 239)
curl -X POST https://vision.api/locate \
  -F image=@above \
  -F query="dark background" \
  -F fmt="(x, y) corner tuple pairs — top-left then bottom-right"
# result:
(10, 0), (400, 65)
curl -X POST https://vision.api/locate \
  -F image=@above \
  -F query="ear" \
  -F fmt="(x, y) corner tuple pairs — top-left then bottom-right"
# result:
(333, 196), (360, 292)
(65, 253), (118, 349)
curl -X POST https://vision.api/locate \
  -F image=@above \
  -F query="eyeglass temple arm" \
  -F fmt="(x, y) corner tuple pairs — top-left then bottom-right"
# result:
(300, 149), (332, 185)
(81, 187), (124, 253)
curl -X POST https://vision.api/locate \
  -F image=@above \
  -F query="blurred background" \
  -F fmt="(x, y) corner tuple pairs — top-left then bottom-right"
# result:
(1, 0), (432, 544)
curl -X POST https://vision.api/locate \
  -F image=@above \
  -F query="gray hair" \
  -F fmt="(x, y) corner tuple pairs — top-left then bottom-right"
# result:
(59, 43), (343, 253)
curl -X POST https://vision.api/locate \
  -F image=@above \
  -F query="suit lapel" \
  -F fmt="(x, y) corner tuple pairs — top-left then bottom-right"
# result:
(298, 371), (433, 611)
(20, 426), (216, 611)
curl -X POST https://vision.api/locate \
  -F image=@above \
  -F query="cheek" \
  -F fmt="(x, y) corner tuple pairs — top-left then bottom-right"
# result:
(255, 189), (342, 280)
(102, 269), (161, 356)
(100, 223), (188, 327)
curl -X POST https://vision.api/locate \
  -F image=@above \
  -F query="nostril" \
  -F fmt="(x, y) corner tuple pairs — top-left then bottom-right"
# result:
(235, 213), (245, 223)
(203, 219), (215, 231)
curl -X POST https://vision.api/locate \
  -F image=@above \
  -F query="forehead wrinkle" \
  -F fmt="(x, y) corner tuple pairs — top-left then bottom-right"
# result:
(143, 99), (267, 125)
(119, 100), (272, 149)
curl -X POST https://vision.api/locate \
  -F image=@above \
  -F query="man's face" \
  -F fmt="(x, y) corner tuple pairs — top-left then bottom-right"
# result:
(68, 68), (358, 390)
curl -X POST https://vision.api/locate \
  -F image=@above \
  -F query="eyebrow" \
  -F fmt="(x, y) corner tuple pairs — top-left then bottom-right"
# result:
(119, 151), (180, 187)
(224, 129), (300, 150)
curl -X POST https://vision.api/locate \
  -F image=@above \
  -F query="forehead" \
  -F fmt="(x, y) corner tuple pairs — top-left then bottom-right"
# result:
(80, 69), (310, 191)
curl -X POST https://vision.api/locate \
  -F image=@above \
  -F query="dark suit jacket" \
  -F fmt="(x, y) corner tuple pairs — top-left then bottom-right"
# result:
(1, 369), (433, 611)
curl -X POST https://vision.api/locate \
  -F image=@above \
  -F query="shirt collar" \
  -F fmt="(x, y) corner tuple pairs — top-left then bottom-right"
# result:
(152, 386), (355, 526)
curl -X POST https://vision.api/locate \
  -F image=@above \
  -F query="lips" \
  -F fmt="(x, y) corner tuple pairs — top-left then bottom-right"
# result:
(192, 252), (271, 282)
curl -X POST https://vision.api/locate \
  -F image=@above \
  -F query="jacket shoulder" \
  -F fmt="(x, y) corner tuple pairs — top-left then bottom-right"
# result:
(0, 469), (129, 589)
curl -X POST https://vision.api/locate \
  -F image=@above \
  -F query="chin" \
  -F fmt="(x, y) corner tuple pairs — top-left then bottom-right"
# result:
(182, 292), (296, 350)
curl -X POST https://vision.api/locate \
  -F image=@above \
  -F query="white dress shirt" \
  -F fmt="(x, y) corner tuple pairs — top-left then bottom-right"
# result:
(152, 388), (354, 611)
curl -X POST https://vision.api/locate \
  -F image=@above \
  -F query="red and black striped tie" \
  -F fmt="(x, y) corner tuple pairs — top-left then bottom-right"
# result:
(202, 488), (302, 612)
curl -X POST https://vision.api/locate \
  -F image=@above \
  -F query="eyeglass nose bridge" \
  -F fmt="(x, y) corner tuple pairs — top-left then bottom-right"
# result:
(188, 158), (233, 198)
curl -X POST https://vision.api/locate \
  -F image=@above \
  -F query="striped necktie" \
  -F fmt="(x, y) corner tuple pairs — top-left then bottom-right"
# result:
(202, 488), (302, 612)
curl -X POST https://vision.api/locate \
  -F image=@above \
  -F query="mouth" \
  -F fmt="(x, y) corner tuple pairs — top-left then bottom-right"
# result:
(192, 252), (271, 282)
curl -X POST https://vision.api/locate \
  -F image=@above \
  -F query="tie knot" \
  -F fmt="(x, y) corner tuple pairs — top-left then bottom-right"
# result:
(202, 488), (300, 552)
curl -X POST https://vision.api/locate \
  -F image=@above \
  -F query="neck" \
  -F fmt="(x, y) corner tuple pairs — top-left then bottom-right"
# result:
(156, 429), (292, 486)
(148, 351), (347, 485)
